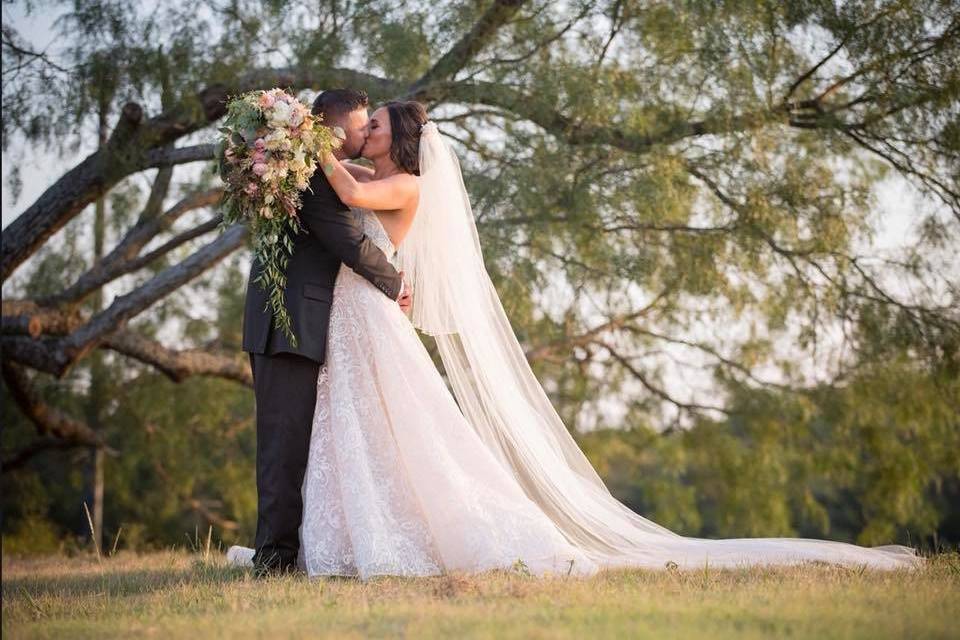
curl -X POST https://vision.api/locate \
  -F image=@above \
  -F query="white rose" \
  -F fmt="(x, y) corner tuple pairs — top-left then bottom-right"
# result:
(269, 102), (292, 127)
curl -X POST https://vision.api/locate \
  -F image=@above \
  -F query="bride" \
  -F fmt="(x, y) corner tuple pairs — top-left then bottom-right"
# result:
(231, 100), (923, 579)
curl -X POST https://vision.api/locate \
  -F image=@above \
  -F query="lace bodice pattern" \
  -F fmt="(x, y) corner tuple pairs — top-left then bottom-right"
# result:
(355, 207), (398, 266)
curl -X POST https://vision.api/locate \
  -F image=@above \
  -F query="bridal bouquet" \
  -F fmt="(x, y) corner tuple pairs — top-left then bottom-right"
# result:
(217, 88), (342, 346)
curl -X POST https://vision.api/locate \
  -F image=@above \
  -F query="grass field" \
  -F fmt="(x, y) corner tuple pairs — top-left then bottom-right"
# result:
(2, 549), (958, 639)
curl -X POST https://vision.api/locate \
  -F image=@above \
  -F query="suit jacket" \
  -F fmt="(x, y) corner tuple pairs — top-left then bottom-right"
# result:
(242, 173), (403, 364)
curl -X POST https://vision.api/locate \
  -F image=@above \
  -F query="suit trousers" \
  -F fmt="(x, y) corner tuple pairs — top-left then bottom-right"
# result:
(249, 351), (321, 571)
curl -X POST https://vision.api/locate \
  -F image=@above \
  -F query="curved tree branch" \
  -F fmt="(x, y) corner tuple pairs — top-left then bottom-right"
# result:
(408, 0), (527, 92)
(2, 301), (252, 386)
(1, 361), (114, 462)
(596, 340), (732, 417)
(46, 189), (224, 307)
(101, 330), (251, 386)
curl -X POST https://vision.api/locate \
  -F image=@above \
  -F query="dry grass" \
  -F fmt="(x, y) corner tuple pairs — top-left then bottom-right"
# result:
(2, 550), (958, 639)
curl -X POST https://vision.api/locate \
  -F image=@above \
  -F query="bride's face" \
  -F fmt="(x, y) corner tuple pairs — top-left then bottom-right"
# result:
(361, 107), (392, 162)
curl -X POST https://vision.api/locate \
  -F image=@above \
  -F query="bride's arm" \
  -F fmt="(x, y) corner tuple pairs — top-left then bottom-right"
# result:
(319, 150), (416, 211)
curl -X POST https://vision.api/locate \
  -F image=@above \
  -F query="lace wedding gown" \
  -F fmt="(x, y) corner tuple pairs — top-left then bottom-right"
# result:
(290, 207), (923, 580)
(297, 207), (596, 578)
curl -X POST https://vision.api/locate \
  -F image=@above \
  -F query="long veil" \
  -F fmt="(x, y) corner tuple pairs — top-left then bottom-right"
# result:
(398, 122), (923, 571)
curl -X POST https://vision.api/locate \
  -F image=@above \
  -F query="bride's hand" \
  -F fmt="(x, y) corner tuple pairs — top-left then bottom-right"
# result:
(398, 273), (413, 314)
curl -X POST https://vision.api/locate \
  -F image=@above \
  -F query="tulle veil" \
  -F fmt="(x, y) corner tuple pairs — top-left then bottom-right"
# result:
(397, 121), (923, 571)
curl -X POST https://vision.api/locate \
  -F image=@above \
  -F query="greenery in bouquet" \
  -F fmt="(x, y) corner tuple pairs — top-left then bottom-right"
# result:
(216, 88), (341, 346)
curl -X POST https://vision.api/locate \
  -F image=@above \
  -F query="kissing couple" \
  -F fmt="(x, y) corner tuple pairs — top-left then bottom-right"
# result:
(227, 88), (922, 579)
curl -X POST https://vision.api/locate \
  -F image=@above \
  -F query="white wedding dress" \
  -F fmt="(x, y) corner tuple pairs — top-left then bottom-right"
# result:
(296, 207), (597, 579)
(229, 125), (922, 578)
(287, 207), (922, 580)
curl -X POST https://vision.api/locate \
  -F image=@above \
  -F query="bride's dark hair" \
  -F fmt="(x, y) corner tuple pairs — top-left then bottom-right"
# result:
(384, 100), (428, 175)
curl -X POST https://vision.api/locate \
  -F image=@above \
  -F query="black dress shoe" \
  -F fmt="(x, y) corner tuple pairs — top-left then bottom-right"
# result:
(252, 559), (303, 579)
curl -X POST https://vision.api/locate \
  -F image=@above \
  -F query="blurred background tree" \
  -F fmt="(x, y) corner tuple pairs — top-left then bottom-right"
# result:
(2, 0), (957, 554)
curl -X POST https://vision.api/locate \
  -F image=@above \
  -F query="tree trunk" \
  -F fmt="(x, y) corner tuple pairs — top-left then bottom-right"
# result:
(87, 102), (110, 553)
(92, 446), (104, 549)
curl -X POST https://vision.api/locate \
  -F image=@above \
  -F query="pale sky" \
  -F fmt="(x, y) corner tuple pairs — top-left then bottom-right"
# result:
(2, 2), (73, 227)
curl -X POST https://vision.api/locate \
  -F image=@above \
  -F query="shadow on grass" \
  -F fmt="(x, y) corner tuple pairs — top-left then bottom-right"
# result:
(1, 560), (252, 601)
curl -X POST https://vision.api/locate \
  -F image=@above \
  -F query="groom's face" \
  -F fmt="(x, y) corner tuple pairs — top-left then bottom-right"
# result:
(336, 107), (370, 160)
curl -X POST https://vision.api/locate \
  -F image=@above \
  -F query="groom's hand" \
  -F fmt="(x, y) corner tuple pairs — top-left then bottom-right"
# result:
(398, 272), (413, 314)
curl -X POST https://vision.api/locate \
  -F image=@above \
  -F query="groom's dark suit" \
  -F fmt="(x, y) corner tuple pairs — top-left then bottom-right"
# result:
(242, 173), (402, 572)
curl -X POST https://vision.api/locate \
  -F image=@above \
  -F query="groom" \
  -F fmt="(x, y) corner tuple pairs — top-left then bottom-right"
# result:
(241, 88), (410, 575)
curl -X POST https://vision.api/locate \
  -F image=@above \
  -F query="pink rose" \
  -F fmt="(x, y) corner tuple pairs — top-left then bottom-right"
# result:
(258, 93), (275, 109)
(252, 162), (268, 176)
(245, 182), (258, 195)
(254, 138), (266, 151)
(252, 150), (267, 163)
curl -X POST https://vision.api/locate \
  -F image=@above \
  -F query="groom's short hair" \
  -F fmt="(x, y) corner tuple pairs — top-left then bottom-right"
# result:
(312, 88), (369, 121)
